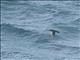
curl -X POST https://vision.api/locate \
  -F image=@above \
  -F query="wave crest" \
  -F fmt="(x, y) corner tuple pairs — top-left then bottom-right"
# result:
(1, 23), (36, 37)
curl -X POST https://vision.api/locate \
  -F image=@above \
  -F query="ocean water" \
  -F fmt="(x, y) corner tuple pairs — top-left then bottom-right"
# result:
(1, 1), (80, 60)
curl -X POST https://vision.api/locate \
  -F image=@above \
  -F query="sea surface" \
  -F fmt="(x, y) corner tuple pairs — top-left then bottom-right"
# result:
(1, 1), (80, 60)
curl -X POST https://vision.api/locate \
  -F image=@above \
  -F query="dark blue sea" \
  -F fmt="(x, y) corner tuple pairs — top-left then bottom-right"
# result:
(1, 1), (80, 60)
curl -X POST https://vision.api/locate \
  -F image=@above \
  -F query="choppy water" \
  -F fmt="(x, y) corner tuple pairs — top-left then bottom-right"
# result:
(1, 1), (80, 60)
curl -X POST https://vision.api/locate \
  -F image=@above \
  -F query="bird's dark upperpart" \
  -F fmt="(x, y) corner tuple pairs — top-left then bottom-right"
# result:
(49, 29), (60, 36)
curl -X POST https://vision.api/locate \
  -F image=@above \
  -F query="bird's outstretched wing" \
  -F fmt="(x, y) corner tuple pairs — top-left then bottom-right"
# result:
(49, 29), (60, 33)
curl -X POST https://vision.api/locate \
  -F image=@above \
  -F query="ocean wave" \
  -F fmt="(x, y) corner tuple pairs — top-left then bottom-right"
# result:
(54, 10), (76, 17)
(73, 18), (80, 23)
(38, 43), (80, 50)
(54, 22), (79, 31)
(1, 23), (37, 37)
(70, 18), (80, 26)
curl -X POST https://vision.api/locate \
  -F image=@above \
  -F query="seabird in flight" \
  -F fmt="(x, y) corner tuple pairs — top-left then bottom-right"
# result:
(48, 29), (60, 36)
